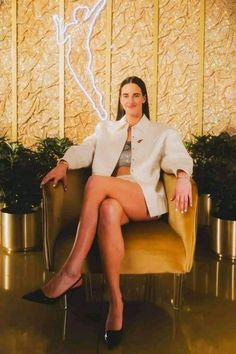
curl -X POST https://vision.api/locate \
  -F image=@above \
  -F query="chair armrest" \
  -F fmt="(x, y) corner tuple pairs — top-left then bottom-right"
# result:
(163, 173), (198, 272)
(42, 168), (90, 270)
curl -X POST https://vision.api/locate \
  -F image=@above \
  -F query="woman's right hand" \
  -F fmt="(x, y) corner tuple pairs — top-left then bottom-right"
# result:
(40, 163), (68, 191)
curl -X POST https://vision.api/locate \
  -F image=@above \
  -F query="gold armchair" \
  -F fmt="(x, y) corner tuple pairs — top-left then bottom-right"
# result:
(42, 169), (198, 309)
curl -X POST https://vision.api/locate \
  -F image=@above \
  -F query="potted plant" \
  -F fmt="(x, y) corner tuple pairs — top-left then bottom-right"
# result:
(36, 136), (73, 176)
(208, 133), (236, 259)
(0, 138), (42, 251)
(186, 134), (216, 226)
(0, 136), (73, 251)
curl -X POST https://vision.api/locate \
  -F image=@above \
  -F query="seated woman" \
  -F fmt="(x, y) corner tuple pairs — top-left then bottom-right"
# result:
(23, 76), (193, 349)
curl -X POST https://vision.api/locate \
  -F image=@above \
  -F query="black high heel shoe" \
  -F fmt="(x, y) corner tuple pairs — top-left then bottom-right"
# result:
(104, 328), (123, 349)
(22, 276), (83, 305)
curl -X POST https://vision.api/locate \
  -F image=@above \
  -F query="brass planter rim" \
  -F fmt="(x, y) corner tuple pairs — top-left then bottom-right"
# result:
(1, 206), (40, 214)
(210, 216), (236, 260)
(1, 208), (42, 252)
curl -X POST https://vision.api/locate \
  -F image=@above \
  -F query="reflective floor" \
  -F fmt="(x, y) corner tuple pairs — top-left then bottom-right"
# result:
(1, 228), (236, 354)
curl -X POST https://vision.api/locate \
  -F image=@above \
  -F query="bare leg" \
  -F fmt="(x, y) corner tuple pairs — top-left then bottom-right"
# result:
(43, 175), (154, 298)
(97, 196), (157, 331)
(97, 199), (128, 331)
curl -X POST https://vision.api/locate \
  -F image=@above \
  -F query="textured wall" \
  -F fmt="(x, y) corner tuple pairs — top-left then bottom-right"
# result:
(0, 1), (12, 139)
(17, 0), (59, 146)
(204, 0), (236, 134)
(64, 0), (107, 143)
(110, 0), (154, 120)
(0, 0), (235, 146)
(158, 0), (200, 140)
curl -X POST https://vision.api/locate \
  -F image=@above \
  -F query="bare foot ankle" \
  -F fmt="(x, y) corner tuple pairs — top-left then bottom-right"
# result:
(106, 300), (123, 331)
(42, 270), (82, 298)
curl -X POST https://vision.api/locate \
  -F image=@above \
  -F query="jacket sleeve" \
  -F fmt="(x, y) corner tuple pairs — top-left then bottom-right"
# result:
(160, 128), (193, 176)
(61, 123), (100, 169)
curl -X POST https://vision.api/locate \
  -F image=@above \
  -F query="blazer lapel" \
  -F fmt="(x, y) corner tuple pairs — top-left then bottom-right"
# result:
(105, 117), (128, 175)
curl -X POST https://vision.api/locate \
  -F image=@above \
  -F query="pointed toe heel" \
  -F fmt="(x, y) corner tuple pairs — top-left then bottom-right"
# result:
(22, 276), (83, 305)
(22, 288), (59, 304)
(104, 328), (123, 349)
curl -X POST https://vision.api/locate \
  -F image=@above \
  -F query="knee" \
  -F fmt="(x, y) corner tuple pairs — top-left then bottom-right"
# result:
(99, 198), (122, 225)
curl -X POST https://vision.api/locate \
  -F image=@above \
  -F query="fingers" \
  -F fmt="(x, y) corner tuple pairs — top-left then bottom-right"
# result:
(40, 167), (68, 192)
(62, 175), (68, 191)
(176, 196), (186, 214)
(175, 196), (189, 213)
(40, 174), (54, 187)
(171, 194), (186, 213)
(189, 188), (193, 208)
(183, 196), (188, 213)
(41, 175), (66, 190)
(52, 178), (60, 188)
(172, 181), (192, 214)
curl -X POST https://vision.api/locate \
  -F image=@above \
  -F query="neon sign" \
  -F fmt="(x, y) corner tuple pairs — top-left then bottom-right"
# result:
(53, 0), (108, 120)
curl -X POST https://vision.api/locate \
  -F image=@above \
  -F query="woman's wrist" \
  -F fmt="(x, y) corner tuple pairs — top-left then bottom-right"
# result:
(176, 170), (191, 180)
(58, 159), (69, 170)
(177, 175), (190, 180)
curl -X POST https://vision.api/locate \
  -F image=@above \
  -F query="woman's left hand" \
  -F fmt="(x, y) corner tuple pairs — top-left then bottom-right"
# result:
(171, 176), (192, 213)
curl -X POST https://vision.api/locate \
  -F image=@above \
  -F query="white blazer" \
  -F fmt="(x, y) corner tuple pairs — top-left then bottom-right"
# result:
(63, 115), (193, 217)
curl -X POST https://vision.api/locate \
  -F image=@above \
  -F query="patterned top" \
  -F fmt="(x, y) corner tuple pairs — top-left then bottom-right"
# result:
(117, 140), (131, 167)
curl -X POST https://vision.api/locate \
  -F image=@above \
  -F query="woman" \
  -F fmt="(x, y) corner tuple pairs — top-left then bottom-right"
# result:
(23, 76), (193, 348)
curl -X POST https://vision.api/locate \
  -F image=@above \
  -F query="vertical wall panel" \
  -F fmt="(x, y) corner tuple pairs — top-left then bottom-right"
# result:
(17, 0), (59, 146)
(11, 0), (18, 141)
(64, 0), (107, 143)
(0, 1), (12, 138)
(158, 0), (200, 139)
(59, 0), (65, 138)
(110, 0), (154, 120)
(152, 0), (159, 123)
(204, 0), (236, 134)
(197, 0), (205, 135)
(105, 0), (113, 118)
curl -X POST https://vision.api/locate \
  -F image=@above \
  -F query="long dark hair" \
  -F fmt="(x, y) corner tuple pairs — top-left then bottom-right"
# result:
(116, 76), (150, 120)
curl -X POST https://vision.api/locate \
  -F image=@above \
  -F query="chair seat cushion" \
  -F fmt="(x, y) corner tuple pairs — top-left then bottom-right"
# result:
(54, 219), (187, 274)
(121, 220), (186, 273)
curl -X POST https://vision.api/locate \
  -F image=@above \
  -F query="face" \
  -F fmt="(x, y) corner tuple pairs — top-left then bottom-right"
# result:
(120, 83), (146, 118)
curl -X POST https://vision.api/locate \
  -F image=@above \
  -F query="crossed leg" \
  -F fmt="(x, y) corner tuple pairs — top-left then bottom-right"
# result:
(97, 198), (129, 332)
(42, 175), (155, 327)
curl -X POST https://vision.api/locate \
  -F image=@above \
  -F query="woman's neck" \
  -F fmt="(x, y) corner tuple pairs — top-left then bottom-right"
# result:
(126, 114), (143, 127)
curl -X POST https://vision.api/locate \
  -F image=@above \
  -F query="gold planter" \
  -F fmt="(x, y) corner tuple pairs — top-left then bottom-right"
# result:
(198, 194), (212, 226)
(210, 216), (236, 260)
(1, 208), (42, 252)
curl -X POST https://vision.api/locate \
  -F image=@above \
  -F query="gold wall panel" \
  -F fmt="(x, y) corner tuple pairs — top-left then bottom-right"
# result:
(64, 0), (107, 143)
(0, 1), (12, 139)
(204, 0), (236, 134)
(17, 0), (60, 146)
(0, 0), (236, 146)
(110, 0), (154, 121)
(157, 0), (200, 140)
